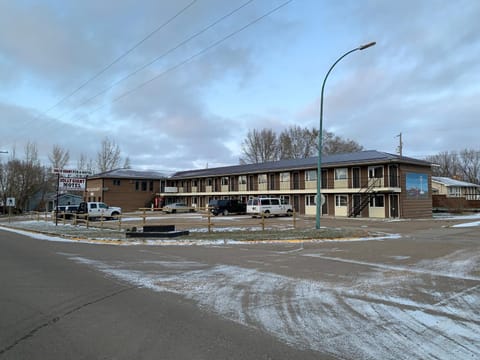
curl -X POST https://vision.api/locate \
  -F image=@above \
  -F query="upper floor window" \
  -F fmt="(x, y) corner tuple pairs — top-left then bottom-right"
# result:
(305, 170), (317, 181)
(221, 177), (229, 186)
(280, 172), (290, 182)
(113, 179), (121, 186)
(369, 166), (383, 179)
(258, 174), (267, 184)
(206, 178), (213, 186)
(335, 168), (347, 180)
(239, 175), (247, 185)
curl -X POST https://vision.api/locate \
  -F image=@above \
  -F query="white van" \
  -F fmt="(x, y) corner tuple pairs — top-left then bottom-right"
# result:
(247, 197), (293, 217)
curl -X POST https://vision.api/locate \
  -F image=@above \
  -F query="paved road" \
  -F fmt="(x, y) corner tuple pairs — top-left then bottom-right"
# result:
(1, 217), (479, 359)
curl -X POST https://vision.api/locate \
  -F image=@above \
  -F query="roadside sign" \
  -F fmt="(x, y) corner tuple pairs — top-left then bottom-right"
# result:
(52, 168), (93, 177)
(59, 177), (86, 190)
(6, 197), (15, 207)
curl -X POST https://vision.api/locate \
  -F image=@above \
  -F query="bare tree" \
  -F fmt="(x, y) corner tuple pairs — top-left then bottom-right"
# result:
(49, 145), (70, 170)
(240, 129), (278, 164)
(96, 137), (122, 172)
(0, 142), (46, 212)
(77, 153), (95, 174)
(426, 151), (461, 178)
(322, 130), (364, 155)
(278, 126), (319, 159)
(459, 149), (480, 184)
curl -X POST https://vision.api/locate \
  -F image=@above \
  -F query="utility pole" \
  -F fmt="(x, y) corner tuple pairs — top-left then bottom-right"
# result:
(396, 133), (403, 157)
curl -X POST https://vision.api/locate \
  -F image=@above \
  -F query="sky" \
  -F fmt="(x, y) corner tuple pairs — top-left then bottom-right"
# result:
(1, 0), (479, 173)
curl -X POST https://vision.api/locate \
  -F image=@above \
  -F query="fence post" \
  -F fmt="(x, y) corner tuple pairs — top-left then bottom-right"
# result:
(207, 211), (212, 233)
(293, 209), (296, 228)
(143, 208), (147, 225)
(118, 215), (122, 231)
(261, 212), (265, 231)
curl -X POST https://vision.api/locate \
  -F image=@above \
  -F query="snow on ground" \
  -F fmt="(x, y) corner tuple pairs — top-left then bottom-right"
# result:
(65, 251), (480, 360)
(0, 222), (400, 246)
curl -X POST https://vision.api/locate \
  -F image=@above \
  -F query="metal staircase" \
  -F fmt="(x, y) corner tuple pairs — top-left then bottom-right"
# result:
(348, 180), (379, 217)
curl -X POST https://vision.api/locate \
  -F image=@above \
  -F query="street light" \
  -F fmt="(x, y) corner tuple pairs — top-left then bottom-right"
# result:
(316, 41), (376, 230)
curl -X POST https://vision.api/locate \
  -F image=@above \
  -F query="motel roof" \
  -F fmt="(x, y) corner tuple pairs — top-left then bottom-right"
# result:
(171, 150), (432, 179)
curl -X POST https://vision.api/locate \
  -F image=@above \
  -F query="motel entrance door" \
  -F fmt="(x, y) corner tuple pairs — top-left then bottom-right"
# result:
(390, 194), (399, 218)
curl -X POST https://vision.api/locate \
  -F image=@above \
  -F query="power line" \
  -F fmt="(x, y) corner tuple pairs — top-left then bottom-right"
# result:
(4, 1), (199, 153)
(57, 0), (255, 120)
(43, 0), (198, 116)
(84, 0), (293, 118)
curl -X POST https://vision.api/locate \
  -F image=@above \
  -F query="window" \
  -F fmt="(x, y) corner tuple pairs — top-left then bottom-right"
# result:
(335, 168), (347, 180)
(136, 180), (148, 191)
(271, 198), (280, 205)
(206, 178), (213, 186)
(448, 187), (462, 197)
(113, 179), (121, 186)
(238, 175), (247, 185)
(368, 166), (383, 179)
(335, 195), (348, 207)
(369, 195), (385, 207)
(260, 199), (270, 205)
(305, 170), (317, 181)
(221, 177), (229, 186)
(280, 172), (290, 182)
(306, 195), (316, 206)
(258, 174), (267, 184)
(149, 181), (153, 191)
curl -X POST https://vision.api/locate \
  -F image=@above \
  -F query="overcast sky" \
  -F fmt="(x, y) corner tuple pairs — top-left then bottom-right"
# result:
(1, 0), (479, 172)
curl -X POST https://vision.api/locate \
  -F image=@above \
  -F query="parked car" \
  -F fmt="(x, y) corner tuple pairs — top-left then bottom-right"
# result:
(247, 197), (293, 217)
(208, 199), (246, 216)
(76, 202), (121, 220)
(163, 203), (195, 214)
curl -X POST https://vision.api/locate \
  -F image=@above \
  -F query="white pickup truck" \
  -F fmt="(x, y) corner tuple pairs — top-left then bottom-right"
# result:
(77, 201), (122, 220)
(247, 197), (293, 217)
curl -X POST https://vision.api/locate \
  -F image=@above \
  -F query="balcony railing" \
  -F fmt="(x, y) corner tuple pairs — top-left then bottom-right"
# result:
(168, 175), (401, 193)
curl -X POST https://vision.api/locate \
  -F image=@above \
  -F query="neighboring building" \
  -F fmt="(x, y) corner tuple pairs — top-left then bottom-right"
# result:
(48, 193), (83, 211)
(84, 169), (168, 212)
(159, 150), (433, 219)
(432, 176), (480, 212)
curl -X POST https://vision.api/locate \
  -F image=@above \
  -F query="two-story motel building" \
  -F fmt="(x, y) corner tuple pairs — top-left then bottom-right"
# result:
(84, 150), (432, 218)
(159, 150), (432, 218)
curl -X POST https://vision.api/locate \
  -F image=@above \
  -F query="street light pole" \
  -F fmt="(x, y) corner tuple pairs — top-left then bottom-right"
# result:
(316, 42), (376, 230)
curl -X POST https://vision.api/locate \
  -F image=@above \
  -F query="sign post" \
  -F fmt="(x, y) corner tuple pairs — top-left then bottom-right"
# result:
(6, 197), (15, 223)
(52, 168), (92, 226)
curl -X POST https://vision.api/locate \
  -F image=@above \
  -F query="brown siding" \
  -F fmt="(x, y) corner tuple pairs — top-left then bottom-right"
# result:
(433, 195), (480, 211)
(399, 165), (432, 218)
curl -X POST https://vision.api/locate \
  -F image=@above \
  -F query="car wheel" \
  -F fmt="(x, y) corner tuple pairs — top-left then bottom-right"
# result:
(222, 209), (229, 216)
(172, 209), (176, 214)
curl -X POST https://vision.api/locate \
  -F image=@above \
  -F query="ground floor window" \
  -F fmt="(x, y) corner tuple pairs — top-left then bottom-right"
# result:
(306, 195), (316, 206)
(369, 194), (385, 207)
(335, 195), (348, 207)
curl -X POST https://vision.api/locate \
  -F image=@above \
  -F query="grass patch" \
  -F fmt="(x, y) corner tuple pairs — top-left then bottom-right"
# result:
(175, 227), (371, 241)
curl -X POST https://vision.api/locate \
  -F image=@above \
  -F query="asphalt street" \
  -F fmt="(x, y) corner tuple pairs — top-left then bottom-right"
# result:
(0, 216), (479, 359)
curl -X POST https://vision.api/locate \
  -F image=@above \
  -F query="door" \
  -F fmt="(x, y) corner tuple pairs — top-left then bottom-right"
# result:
(389, 165), (399, 187)
(292, 172), (300, 190)
(352, 167), (360, 188)
(269, 174), (276, 190)
(390, 194), (399, 218)
(352, 194), (361, 217)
